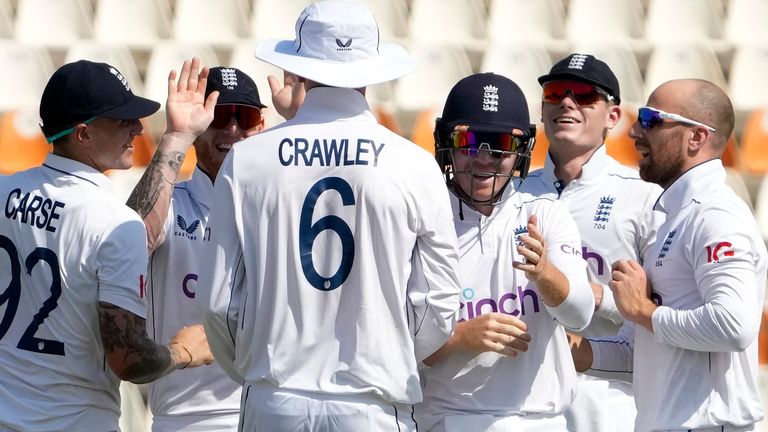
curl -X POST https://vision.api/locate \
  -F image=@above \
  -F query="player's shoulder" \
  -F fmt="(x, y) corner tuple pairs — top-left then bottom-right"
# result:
(510, 191), (577, 233)
(694, 184), (753, 222)
(603, 159), (647, 183)
(514, 190), (562, 212)
(93, 193), (144, 229)
(602, 159), (662, 196)
(687, 196), (762, 249)
(172, 179), (194, 200)
(0, 165), (42, 186)
(516, 169), (552, 196)
(62, 176), (145, 230)
(523, 167), (547, 182)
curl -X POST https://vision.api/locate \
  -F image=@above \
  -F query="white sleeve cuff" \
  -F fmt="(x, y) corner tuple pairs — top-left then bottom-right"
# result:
(546, 279), (594, 331)
(595, 283), (624, 324)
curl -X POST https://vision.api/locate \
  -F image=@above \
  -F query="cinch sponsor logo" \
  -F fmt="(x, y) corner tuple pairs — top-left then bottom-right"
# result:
(459, 286), (542, 321)
(182, 273), (197, 299)
(651, 291), (663, 305)
(560, 244), (583, 257)
(581, 246), (606, 276)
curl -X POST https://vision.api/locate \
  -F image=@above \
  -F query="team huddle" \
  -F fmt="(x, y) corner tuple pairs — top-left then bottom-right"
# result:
(0, 1), (765, 432)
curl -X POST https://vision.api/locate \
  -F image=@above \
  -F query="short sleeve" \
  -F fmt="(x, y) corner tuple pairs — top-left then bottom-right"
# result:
(96, 213), (148, 318)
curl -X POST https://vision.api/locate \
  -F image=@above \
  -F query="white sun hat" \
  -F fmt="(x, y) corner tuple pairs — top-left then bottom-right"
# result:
(255, 0), (415, 88)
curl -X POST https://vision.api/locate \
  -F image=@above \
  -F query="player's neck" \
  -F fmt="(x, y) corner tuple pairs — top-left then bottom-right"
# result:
(551, 144), (600, 185)
(52, 144), (100, 172)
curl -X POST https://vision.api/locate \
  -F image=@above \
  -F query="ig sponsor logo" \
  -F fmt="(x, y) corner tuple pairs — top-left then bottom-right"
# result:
(706, 241), (733, 263)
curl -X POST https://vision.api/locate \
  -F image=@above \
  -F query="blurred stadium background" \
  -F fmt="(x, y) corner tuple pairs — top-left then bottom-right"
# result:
(0, 0), (766, 430)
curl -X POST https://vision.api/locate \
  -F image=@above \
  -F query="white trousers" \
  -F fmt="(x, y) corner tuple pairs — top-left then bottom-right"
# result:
(152, 413), (240, 432)
(665, 424), (755, 432)
(239, 383), (416, 432)
(564, 374), (636, 432)
(428, 413), (567, 432)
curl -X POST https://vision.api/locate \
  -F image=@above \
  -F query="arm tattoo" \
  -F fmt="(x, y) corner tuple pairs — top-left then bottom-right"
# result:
(126, 150), (186, 218)
(98, 302), (180, 383)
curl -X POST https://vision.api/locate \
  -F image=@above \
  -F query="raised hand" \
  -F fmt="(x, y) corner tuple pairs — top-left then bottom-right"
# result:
(513, 214), (548, 282)
(165, 57), (219, 139)
(268, 71), (306, 121)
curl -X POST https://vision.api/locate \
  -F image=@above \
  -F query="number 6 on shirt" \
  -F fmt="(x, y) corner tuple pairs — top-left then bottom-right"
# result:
(299, 177), (356, 291)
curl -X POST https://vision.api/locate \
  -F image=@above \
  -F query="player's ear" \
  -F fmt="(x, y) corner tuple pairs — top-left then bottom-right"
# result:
(73, 122), (91, 146)
(605, 104), (621, 130)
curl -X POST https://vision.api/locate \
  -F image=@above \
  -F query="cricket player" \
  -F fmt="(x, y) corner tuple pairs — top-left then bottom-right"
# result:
(520, 53), (663, 432)
(0, 60), (212, 431)
(127, 65), (266, 431)
(199, 1), (461, 431)
(575, 79), (767, 431)
(415, 72), (594, 432)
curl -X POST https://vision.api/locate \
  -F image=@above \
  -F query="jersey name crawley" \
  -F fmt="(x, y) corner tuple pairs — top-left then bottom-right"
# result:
(279, 137), (386, 167)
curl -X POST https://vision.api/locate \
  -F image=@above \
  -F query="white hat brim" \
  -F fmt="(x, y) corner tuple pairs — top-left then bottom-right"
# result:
(255, 39), (415, 88)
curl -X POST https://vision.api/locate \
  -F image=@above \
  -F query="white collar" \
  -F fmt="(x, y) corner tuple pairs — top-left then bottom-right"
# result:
(291, 87), (377, 124)
(42, 153), (112, 190)
(654, 159), (725, 215)
(185, 166), (215, 208)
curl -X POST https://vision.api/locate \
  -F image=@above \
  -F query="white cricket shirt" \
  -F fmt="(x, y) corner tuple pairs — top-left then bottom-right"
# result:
(147, 167), (240, 431)
(592, 160), (767, 431)
(416, 187), (594, 431)
(199, 87), (461, 405)
(521, 146), (662, 338)
(0, 154), (147, 431)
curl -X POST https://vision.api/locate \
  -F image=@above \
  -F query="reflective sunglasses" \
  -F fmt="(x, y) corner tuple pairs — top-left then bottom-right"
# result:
(542, 80), (614, 106)
(448, 130), (527, 158)
(637, 106), (716, 132)
(211, 104), (262, 130)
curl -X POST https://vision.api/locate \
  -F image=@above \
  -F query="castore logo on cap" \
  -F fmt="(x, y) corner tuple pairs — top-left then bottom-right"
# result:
(335, 38), (352, 51)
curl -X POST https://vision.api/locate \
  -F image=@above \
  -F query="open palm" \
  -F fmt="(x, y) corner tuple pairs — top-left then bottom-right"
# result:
(165, 57), (218, 137)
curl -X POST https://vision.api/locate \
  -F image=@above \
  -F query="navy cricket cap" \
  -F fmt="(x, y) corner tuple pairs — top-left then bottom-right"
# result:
(538, 53), (621, 104)
(439, 72), (531, 137)
(206, 67), (267, 108)
(40, 60), (160, 142)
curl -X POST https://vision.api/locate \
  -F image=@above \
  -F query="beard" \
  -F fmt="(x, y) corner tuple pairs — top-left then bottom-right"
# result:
(639, 142), (685, 188)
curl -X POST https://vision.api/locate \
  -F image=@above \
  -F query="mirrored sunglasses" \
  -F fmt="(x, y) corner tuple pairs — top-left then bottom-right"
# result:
(637, 106), (716, 132)
(211, 105), (262, 130)
(449, 130), (526, 158)
(542, 80), (614, 106)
